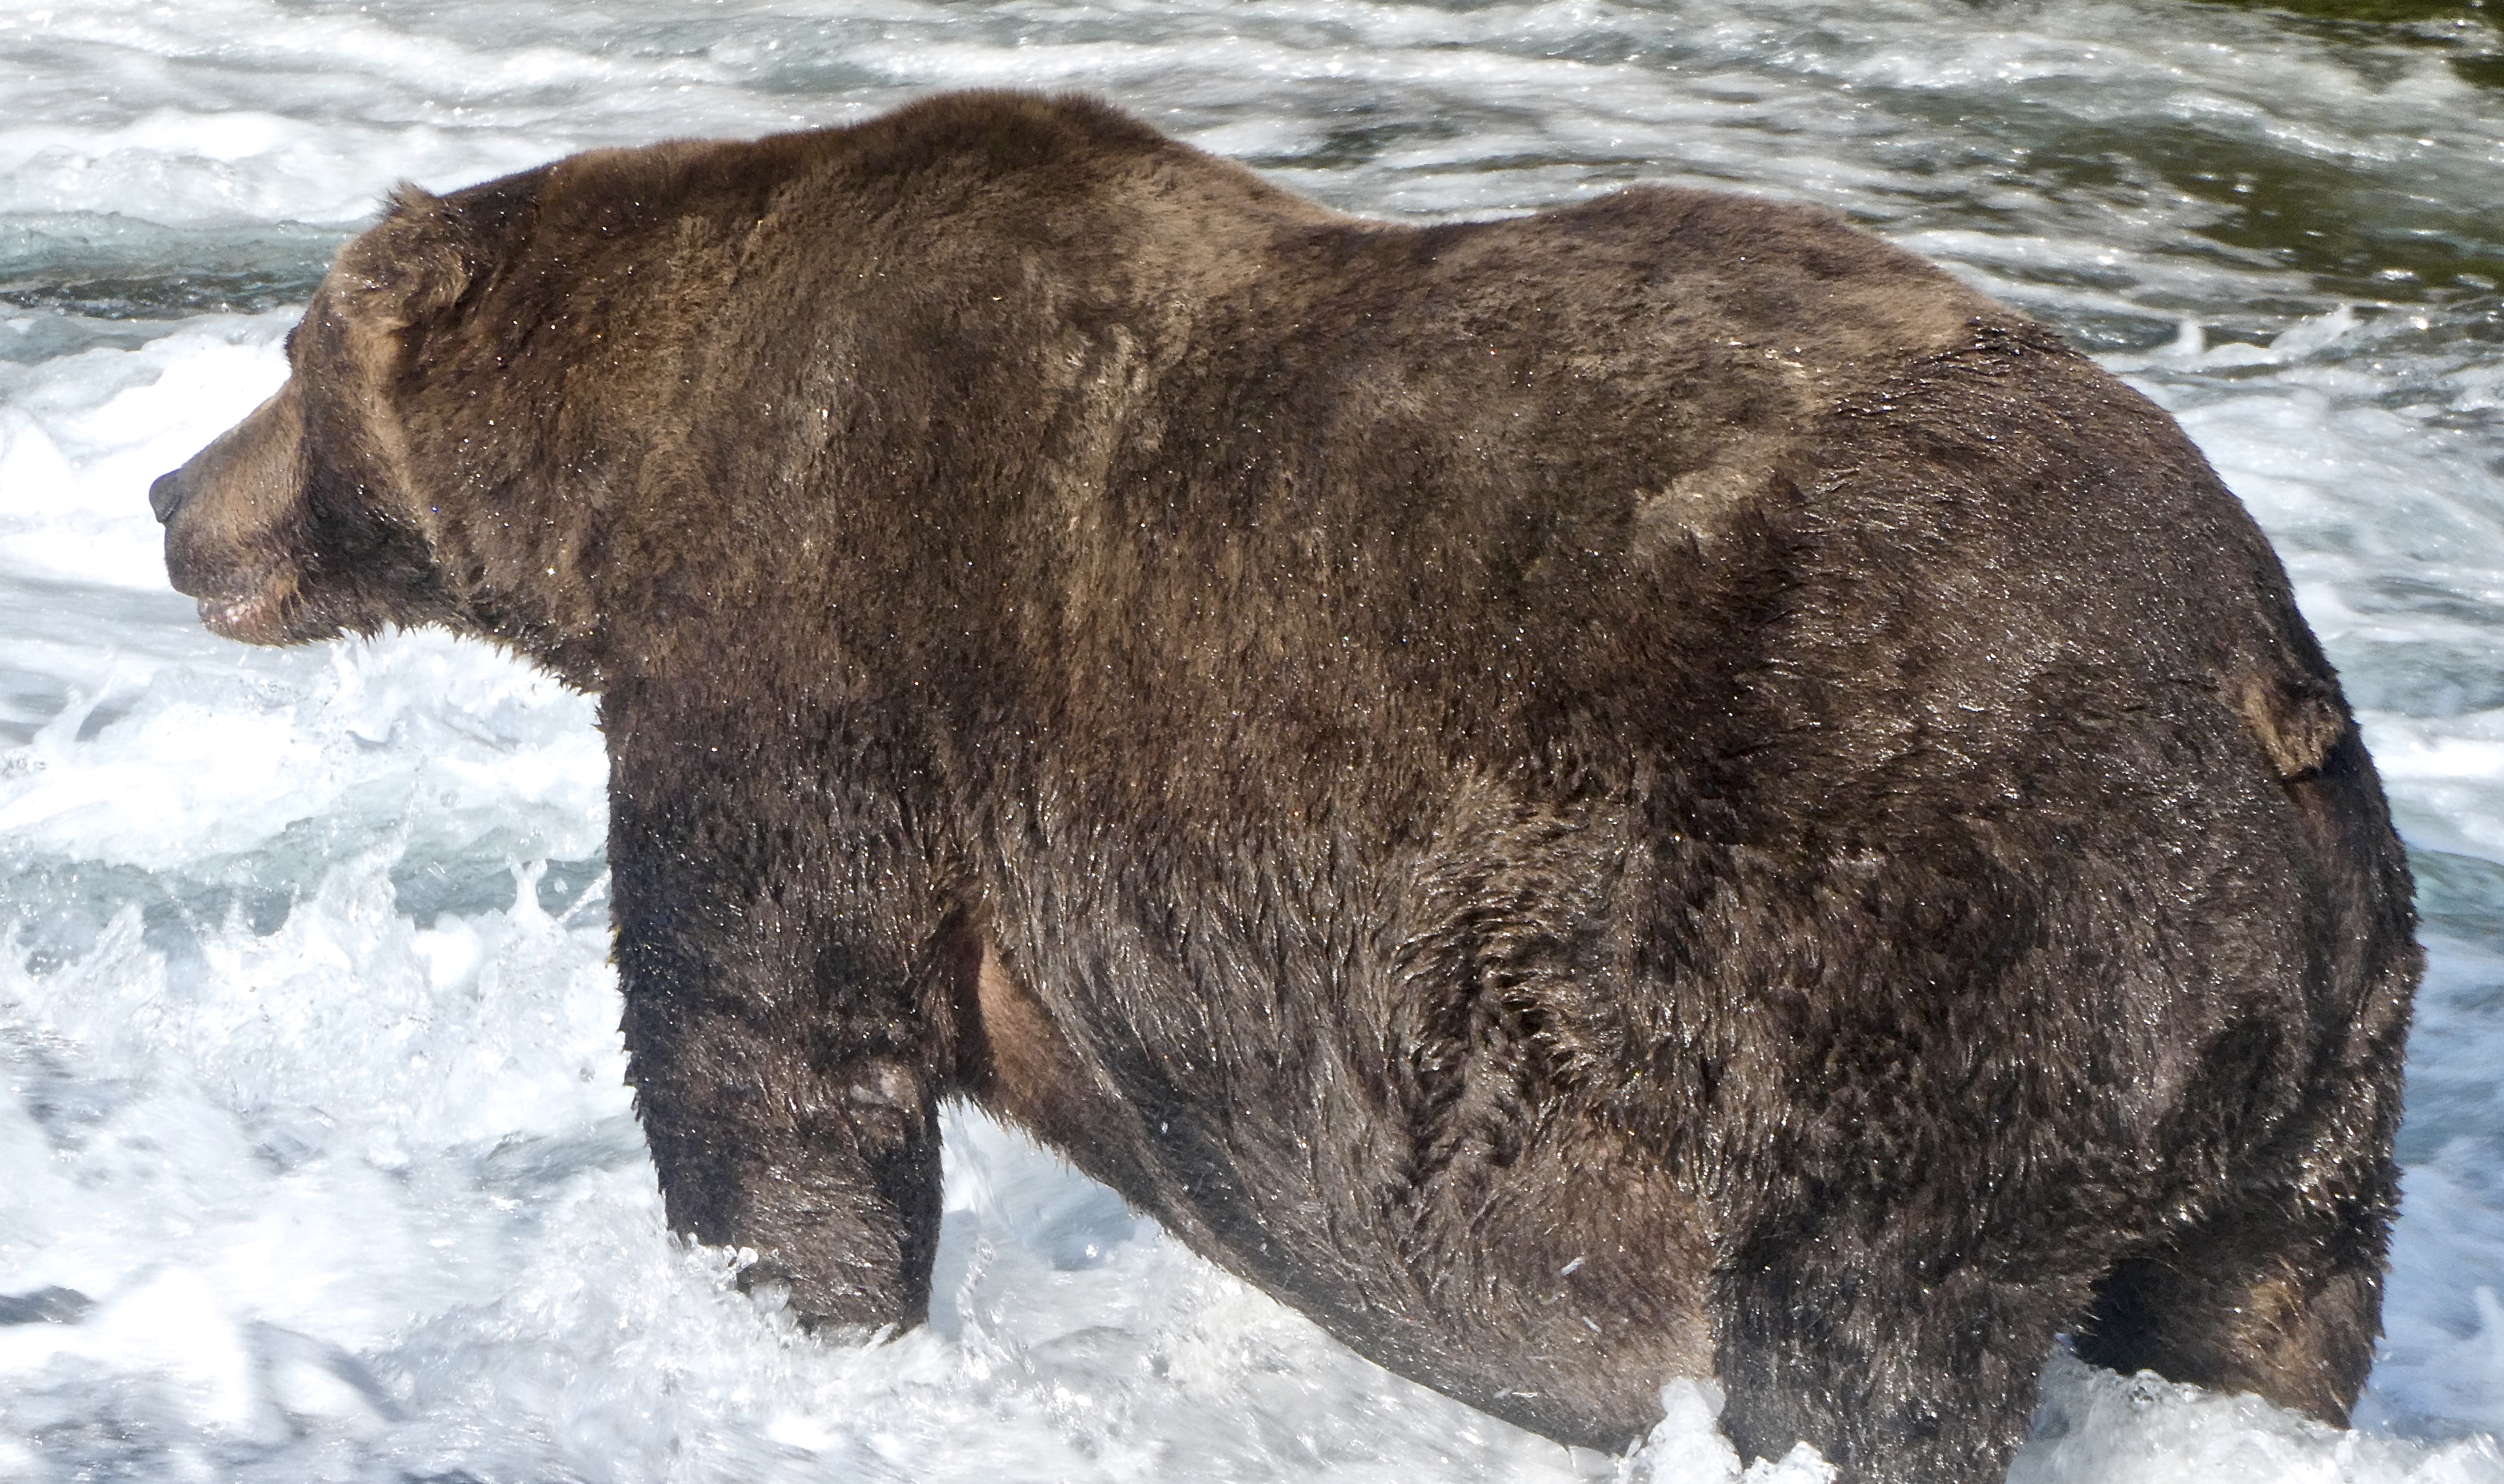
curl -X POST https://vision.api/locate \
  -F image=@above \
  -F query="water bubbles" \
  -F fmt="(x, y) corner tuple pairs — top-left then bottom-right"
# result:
(1, 0), (2500, 1478)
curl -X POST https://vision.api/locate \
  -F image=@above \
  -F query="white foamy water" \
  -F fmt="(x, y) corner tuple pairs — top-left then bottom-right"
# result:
(3, 1), (2502, 1479)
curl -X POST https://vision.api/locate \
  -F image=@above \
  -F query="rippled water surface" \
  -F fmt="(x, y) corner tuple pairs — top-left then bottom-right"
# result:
(2, 2), (2501, 1480)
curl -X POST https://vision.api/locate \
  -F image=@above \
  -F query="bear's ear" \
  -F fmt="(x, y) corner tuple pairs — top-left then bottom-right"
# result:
(332, 183), (476, 336)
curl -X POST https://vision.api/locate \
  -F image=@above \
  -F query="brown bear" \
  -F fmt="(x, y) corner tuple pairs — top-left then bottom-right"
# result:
(150, 90), (2418, 1484)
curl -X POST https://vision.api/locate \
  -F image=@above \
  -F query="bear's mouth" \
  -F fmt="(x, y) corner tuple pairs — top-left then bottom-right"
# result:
(196, 574), (298, 643)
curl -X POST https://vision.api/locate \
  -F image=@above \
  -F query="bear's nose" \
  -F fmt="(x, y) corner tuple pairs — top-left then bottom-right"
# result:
(149, 469), (186, 524)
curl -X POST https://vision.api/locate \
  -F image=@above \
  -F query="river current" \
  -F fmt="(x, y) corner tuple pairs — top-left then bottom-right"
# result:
(1, 2), (2500, 1479)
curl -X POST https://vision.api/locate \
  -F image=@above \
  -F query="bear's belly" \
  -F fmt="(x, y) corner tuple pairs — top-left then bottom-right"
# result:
(966, 929), (1717, 1448)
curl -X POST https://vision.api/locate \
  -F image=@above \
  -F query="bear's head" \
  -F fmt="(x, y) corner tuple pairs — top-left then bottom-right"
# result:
(151, 185), (507, 648)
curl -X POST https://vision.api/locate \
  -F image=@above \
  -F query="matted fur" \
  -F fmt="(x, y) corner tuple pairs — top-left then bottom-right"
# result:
(152, 92), (2418, 1483)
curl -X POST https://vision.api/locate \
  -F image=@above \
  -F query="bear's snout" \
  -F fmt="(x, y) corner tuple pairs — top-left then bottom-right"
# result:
(148, 468), (187, 524)
(152, 383), (317, 643)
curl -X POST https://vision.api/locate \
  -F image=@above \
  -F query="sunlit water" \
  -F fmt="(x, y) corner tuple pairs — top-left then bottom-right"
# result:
(2, 2), (2501, 1480)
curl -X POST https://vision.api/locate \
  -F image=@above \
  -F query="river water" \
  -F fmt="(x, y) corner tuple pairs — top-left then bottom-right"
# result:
(1, 2), (2501, 1479)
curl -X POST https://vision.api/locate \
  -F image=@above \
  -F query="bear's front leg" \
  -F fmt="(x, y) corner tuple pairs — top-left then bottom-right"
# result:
(601, 683), (955, 1332)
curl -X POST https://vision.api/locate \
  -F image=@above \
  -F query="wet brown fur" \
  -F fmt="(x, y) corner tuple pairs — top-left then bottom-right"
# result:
(151, 91), (2419, 1483)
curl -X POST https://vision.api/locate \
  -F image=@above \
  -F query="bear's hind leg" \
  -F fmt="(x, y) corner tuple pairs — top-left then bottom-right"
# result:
(2074, 921), (2407, 1425)
(2073, 1195), (2387, 1423)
